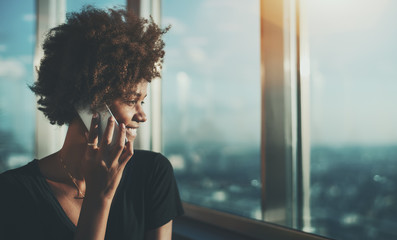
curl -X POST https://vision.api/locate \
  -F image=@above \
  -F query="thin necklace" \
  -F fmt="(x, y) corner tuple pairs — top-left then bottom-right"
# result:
(59, 154), (85, 199)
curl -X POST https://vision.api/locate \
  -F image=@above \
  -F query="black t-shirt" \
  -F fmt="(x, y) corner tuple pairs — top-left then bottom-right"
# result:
(0, 150), (184, 240)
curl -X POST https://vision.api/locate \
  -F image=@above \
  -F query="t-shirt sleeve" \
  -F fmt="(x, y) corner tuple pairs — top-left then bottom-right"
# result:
(145, 153), (184, 230)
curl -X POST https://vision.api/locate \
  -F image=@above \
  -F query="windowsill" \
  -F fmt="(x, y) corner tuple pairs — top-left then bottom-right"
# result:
(174, 203), (332, 240)
(173, 215), (258, 240)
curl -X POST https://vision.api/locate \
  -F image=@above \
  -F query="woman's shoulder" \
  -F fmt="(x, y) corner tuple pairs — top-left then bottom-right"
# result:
(0, 160), (39, 183)
(131, 150), (170, 166)
(125, 150), (174, 177)
(0, 160), (42, 206)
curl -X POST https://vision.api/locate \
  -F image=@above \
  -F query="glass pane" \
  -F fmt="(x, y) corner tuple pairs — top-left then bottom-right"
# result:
(0, 1), (36, 173)
(304, 1), (397, 239)
(162, 0), (262, 219)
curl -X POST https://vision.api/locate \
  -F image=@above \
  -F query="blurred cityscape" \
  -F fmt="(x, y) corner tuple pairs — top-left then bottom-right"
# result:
(165, 143), (397, 240)
(310, 145), (397, 240)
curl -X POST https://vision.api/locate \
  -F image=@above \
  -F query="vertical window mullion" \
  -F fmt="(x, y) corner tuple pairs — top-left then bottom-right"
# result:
(34, 0), (67, 159)
(296, 0), (313, 233)
(284, 0), (299, 229)
(260, 0), (294, 226)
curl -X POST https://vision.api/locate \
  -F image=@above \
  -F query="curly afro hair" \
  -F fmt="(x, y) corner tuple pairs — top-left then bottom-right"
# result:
(30, 5), (169, 126)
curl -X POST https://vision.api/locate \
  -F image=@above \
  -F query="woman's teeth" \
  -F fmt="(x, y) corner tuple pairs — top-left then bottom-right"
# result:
(126, 128), (137, 137)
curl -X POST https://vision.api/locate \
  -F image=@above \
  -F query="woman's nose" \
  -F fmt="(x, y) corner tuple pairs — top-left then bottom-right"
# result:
(135, 104), (147, 122)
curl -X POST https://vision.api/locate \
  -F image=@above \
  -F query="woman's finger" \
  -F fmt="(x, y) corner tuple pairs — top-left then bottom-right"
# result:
(110, 123), (127, 168)
(100, 116), (116, 147)
(119, 139), (134, 167)
(116, 123), (127, 153)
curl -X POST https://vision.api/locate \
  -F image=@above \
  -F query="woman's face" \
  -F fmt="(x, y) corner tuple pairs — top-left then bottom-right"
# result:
(109, 81), (148, 142)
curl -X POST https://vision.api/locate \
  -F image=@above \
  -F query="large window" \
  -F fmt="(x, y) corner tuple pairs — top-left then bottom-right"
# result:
(161, 0), (397, 239)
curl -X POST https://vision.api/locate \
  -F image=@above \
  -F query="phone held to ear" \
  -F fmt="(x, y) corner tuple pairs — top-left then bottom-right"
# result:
(77, 104), (128, 146)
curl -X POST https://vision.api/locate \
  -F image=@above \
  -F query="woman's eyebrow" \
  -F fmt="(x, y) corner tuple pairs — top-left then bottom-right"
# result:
(131, 92), (148, 98)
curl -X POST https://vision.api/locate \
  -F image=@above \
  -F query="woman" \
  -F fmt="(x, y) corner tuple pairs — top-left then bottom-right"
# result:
(0, 6), (183, 240)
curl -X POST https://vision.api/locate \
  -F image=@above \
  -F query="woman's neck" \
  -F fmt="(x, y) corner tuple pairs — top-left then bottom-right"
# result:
(38, 117), (88, 190)
(59, 118), (89, 180)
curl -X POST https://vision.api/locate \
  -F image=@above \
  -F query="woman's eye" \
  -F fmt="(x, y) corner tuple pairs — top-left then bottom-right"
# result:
(125, 99), (144, 106)
(127, 100), (137, 106)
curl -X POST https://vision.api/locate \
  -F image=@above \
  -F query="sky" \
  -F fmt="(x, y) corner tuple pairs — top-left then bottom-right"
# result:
(161, 0), (261, 146)
(162, 0), (397, 146)
(305, 0), (397, 146)
(0, 0), (36, 154)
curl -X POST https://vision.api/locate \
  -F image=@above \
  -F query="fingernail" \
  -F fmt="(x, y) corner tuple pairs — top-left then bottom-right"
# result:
(121, 123), (125, 129)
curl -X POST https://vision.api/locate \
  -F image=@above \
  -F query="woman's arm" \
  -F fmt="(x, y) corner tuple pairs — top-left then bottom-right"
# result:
(145, 220), (173, 240)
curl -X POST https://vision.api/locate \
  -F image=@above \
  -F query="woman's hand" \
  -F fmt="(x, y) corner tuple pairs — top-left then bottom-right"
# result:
(83, 113), (134, 200)
(74, 113), (134, 240)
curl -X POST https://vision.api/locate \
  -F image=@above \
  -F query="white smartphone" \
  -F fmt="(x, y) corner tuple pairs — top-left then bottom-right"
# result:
(77, 104), (128, 146)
